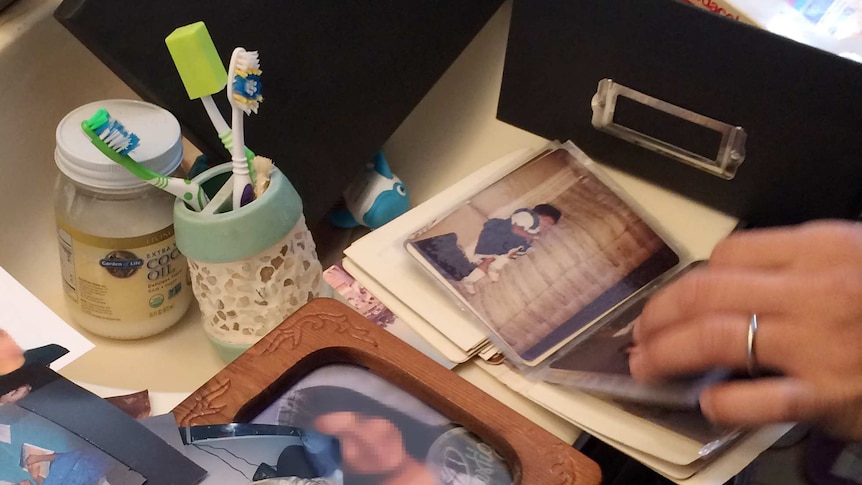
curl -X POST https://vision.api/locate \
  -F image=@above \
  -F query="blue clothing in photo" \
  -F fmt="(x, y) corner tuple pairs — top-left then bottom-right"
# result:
(474, 218), (531, 257)
(411, 233), (476, 280)
(42, 448), (112, 485)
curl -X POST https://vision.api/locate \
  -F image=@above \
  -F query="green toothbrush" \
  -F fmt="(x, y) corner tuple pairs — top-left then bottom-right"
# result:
(82, 109), (209, 211)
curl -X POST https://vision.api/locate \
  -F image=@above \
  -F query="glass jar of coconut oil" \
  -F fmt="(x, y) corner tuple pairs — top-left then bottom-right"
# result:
(53, 99), (191, 339)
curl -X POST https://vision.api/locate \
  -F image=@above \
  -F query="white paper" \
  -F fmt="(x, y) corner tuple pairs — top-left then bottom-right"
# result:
(0, 266), (94, 370)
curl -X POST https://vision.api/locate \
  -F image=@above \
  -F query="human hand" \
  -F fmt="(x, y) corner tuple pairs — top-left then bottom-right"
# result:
(476, 257), (496, 273)
(505, 247), (525, 259)
(0, 384), (31, 404)
(26, 453), (55, 467)
(629, 220), (862, 440)
(510, 222), (538, 242)
(0, 329), (25, 375)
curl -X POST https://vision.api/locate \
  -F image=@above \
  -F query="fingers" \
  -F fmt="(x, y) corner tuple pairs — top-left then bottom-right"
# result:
(709, 227), (805, 270)
(631, 311), (798, 383)
(629, 314), (743, 382)
(628, 221), (862, 436)
(631, 313), (769, 381)
(636, 269), (801, 340)
(710, 220), (862, 271)
(699, 378), (822, 428)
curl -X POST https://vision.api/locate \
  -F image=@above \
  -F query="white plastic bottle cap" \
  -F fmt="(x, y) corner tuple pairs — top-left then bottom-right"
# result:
(55, 99), (183, 190)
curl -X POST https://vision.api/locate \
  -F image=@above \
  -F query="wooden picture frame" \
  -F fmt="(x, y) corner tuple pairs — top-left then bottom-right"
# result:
(173, 298), (601, 484)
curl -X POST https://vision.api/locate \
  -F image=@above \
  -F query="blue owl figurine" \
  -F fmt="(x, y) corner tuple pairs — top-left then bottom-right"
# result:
(329, 151), (410, 229)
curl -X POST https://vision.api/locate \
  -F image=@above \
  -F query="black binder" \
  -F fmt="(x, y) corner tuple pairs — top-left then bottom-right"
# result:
(55, 1), (504, 225)
(498, 0), (862, 226)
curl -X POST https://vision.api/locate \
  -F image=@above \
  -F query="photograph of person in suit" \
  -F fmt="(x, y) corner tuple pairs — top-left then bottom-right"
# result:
(459, 204), (562, 294)
(0, 329), (67, 405)
(408, 204), (561, 295)
(0, 328), (202, 485)
(0, 404), (140, 485)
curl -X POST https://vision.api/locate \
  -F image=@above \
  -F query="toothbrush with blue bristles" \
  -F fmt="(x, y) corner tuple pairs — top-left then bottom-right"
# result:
(82, 109), (210, 211)
(226, 46), (263, 209)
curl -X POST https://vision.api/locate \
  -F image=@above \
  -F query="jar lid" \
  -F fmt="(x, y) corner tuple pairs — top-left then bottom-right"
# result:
(55, 99), (183, 190)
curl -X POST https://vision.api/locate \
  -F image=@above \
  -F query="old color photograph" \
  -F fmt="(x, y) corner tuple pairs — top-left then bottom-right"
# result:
(407, 146), (680, 365)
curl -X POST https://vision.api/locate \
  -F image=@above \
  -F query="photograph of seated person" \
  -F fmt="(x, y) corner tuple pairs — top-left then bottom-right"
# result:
(407, 147), (683, 364)
(459, 204), (562, 294)
(410, 204), (561, 296)
(628, 220), (862, 484)
(0, 329), (67, 405)
(252, 364), (512, 485)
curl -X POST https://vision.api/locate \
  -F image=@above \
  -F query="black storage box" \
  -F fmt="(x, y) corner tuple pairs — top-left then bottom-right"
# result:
(498, 0), (862, 226)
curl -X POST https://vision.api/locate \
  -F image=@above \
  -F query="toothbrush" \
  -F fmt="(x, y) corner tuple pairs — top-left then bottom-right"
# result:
(226, 46), (263, 209)
(164, 21), (256, 183)
(81, 109), (210, 211)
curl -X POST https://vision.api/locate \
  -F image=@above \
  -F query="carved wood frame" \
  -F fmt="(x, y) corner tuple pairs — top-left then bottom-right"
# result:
(173, 297), (601, 484)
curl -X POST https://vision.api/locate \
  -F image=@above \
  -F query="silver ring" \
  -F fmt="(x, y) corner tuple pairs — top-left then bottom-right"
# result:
(746, 314), (760, 378)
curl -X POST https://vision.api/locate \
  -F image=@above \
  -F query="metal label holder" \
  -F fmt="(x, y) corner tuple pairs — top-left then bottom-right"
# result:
(591, 79), (747, 180)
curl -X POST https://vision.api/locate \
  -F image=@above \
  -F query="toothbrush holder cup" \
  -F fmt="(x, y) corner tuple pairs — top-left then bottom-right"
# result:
(174, 164), (322, 362)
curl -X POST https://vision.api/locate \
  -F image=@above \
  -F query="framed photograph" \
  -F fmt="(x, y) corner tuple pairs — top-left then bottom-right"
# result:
(172, 297), (601, 485)
(249, 363), (518, 484)
(404, 144), (682, 367)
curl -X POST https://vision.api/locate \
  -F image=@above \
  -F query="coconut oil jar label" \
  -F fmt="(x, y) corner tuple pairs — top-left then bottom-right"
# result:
(57, 222), (191, 338)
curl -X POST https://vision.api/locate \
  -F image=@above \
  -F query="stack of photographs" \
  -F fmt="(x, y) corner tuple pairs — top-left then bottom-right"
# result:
(404, 144), (684, 370)
(401, 142), (747, 459)
(342, 141), (793, 483)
